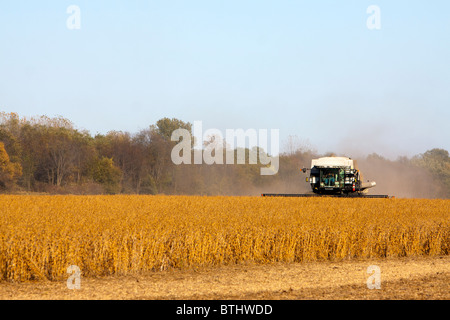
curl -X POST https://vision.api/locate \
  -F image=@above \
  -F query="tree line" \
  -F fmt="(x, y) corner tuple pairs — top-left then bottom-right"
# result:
(0, 112), (449, 198)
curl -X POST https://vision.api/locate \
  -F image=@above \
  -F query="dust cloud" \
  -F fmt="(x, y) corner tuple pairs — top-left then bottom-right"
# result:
(251, 156), (443, 199)
(174, 141), (446, 199)
(357, 156), (443, 199)
(249, 135), (446, 198)
(330, 126), (446, 198)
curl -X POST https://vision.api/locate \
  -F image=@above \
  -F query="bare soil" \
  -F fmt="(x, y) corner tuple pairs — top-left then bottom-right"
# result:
(1, 255), (448, 300)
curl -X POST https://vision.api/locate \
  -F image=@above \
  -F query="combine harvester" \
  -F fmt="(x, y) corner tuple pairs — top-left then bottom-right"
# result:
(262, 156), (390, 198)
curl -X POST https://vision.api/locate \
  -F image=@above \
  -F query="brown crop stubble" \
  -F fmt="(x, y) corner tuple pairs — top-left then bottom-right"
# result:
(0, 195), (448, 282)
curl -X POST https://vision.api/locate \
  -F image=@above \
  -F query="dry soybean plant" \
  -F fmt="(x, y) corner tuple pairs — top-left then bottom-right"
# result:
(0, 195), (448, 281)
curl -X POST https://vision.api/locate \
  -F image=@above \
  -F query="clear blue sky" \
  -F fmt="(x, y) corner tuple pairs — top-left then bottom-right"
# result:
(1, 0), (449, 159)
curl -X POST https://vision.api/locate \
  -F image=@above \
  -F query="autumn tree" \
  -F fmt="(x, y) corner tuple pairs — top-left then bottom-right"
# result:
(155, 118), (192, 141)
(90, 157), (122, 194)
(412, 148), (450, 197)
(0, 142), (22, 190)
(94, 131), (133, 192)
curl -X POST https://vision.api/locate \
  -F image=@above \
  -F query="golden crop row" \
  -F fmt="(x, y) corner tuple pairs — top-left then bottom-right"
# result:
(0, 195), (448, 281)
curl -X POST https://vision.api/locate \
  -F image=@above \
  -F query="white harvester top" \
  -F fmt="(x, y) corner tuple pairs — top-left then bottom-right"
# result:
(311, 157), (357, 169)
